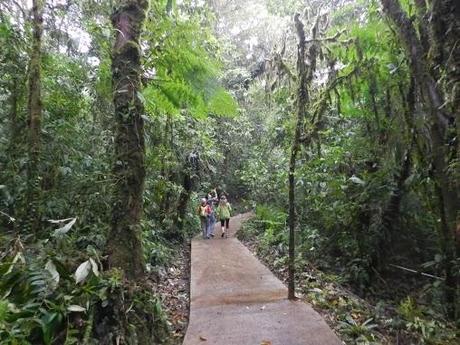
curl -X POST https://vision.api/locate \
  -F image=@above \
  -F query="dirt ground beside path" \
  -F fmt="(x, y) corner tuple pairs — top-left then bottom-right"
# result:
(183, 213), (342, 345)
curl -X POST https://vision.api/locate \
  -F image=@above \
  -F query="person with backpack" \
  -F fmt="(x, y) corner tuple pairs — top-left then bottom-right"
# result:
(198, 198), (211, 239)
(216, 195), (232, 238)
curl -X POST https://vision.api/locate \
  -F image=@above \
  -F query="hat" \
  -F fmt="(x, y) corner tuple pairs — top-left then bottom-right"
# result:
(201, 198), (207, 203)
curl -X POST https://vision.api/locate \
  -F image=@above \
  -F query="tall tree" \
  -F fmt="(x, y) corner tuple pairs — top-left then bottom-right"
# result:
(106, 0), (149, 279)
(26, 0), (44, 233)
(381, 0), (459, 318)
(287, 13), (308, 300)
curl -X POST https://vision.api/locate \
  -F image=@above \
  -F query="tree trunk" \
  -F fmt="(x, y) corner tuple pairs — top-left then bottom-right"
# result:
(381, 0), (459, 319)
(9, 77), (19, 146)
(288, 14), (308, 300)
(6, 76), (21, 233)
(107, 0), (149, 280)
(26, 0), (44, 234)
(429, 0), (460, 254)
(430, 122), (459, 318)
(381, 0), (452, 132)
(160, 114), (174, 219)
(175, 172), (193, 232)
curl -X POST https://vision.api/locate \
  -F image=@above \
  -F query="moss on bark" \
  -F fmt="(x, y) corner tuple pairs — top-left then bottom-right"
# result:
(26, 0), (44, 234)
(107, 0), (149, 280)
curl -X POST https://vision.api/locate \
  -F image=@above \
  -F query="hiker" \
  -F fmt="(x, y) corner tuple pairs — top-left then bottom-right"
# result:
(207, 192), (218, 238)
(198, 198), (211, 239)
(216, 195), (232, 238)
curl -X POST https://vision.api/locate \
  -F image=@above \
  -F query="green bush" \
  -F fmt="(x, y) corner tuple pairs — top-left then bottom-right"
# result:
(0, 224), (169, 344)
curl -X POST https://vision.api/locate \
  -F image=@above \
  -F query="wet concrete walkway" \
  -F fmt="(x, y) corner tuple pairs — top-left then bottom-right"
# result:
(183, 213), (342, 345)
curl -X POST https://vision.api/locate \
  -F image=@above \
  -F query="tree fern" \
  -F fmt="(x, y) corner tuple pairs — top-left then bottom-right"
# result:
(142, 2), (237, 119)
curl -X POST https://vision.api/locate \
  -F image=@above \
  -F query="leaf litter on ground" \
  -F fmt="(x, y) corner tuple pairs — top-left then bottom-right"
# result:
(152, 243), (190, 344)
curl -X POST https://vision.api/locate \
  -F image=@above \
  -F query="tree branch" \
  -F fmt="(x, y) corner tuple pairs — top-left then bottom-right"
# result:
(305, 29), (345, 44)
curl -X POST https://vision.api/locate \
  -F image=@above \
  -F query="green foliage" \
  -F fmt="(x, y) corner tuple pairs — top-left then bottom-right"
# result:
(0, 227), (170, 344)
(396, 297), (458, 345)
(255, 205), (287, 248)
(338, 317), (378, 342)
(42, 54), (90, 119)
(207, 87), (238, 116)
(0, 234), (101, 344)
(142, 222), (174, 268)
(237, 205), (288, 260)
(143, 4), (237, 119)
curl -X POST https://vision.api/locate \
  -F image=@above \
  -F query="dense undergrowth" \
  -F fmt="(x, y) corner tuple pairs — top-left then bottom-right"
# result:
(238, 207), (459, 345)
(0, 216), (194, 344)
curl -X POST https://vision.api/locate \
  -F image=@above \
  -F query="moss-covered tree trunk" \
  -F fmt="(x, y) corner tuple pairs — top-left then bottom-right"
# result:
(26, 0), (44, 234)
(6, 76), (21, 233)
(381, 0), (459, 319)
(107, 0), (149, 280)
(288, 13), (308, 300)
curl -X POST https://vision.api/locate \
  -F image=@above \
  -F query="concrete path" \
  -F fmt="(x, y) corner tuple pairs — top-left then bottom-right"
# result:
(183, 213), (342, 345)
